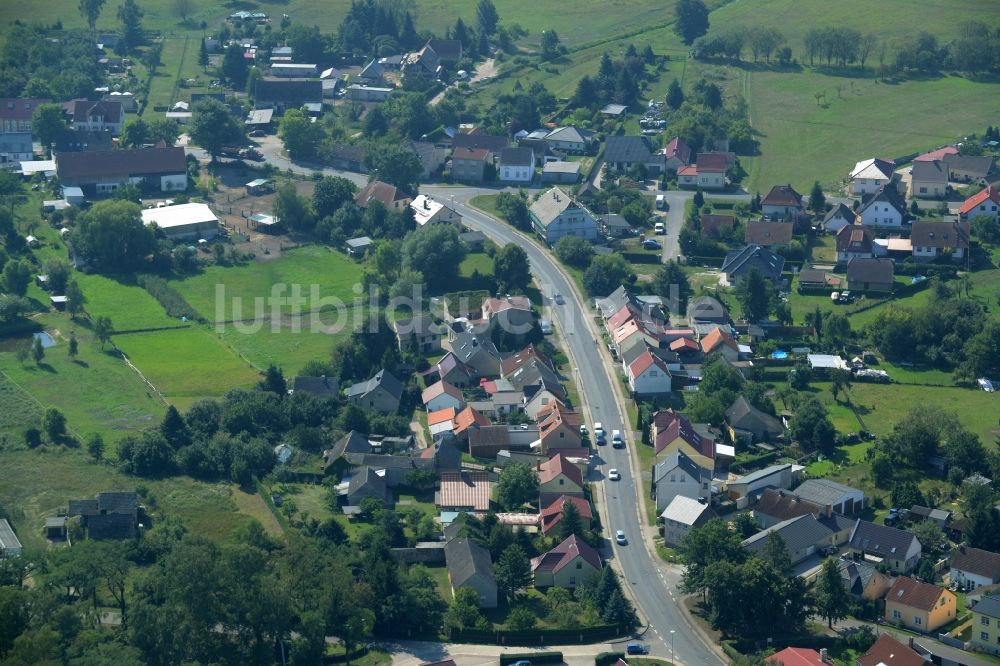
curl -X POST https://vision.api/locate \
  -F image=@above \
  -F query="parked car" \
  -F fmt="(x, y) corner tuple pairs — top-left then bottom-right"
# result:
(615, 530), (627, 545)
(608, 468), (621, 481)
(596, 432), (606, 446)
(627, 643), (649, 655)
(249, 129), (266, 137)
(654, 221), (665, 235)
(642, 239), (662, 250)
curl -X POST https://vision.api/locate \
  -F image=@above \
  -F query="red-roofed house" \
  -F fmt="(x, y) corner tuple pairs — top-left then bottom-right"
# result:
(626, 350), (672, 396)
(767, 647), (825, 666)
(438, 471), (494, 512)
(652, 409), (715, 467)
(914, 146), (958, 162)
(538, 454), (584, 498)
(695, 153), (728, 190)
(452, 147), (491, 183)
(531, 534), (602, 588)
(540, 495), (593, 534)
(663, 137), (692, 173)
(482, 296), (534, 335)
(700, 327), (738, 362)
(355, 179), (411, 210)
(836, 224), (876, 261)
(677, 164), (698, 187)
(422, 380), (465, 412)
(537, 403), (583, 452)
(452, 406), (491, 443)
(428, 407), (457, 440)
(884, 576), (957, 632)
(857, 634), (929, 666)
(960, 185), (1000, 222)
(500, 344), (553, 377)
(670, 336), (701, 356)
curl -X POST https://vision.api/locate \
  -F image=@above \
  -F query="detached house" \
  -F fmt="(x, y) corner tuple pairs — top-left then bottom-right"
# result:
(694, 152), (727, 190)
(848, 520), (922, 574)
(959, 185), (1000, 222)
(858, 184), (907, 228)
(531, 534), (602, 589)
(451, 147), (491, 183)
(55, 147), (187, 194)
(69, 99), (124, 135)
(910, 220), (970, 261)
(849, 158), (896, 196)
(482, 296), (534, 336)
(884, 576), (957, 632)
(661, 495), (715, 547)
(345, 369), (404, 413)
(498, 147), (535, 183)
(950, 546), (1000, 591)
(445, 538), (497, 608)
(409, 195), (461, 227)
(836, 224), (876, 261)
(824, 202), (857, 234)
(355, 179), (411, 210)
(700, 327), (739, 362)
(626, 350), (672, 396)
(858, 635), (929, 666)
(254, 80), (322, 113)
(393, 315), (444, 353)
(67, 491), (140, 540)
(653, 450), (711, 513)
(846, 257), (895, 293)
(838, 558), (892, 600)
(745, 221), (793, 249)
(762, 184), (804, 219)
(422, 380), (465, 412)
(662, 137), (692, 174)
(743, 514), (839, 566)
(725, 396), (784, 443)
(544, 126), (595, 154)
(538, 454), (584, 502)
(537, 403), (583, 453)
(972, 596), (1000, 655)
(604, 135), (663, 175)
(722, 245), (785, 286)
(652, 409), (716, 469)
(910, 160), (948, 199)
(943, 153), (994, 183)
(540, 495), (592, 535)
(529, 187), (598, 245)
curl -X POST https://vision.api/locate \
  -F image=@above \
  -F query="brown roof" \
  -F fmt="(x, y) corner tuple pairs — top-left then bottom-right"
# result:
(453, 406), (491, 436)
(438, 471), (493, 512)
(700, 214), (735, 239)
(846, 257), (894, 285)
(886, 576), (950, 611)
(539, 495), (592, 533)
(695, 152), (727, 172)
(453, 146), (490, 162)
(530, 534), (601, 574)
(767, 648), (823, 666)
(499, 344), (552, 377)
(755, 489), (823, 522)
(836, 224), (875, 253)
(0, 98), (52, 121)
(745, 221), (793, 246)
(56, 147), (186, 180)
(910, 220), (970, 250)
(701, 327), (738, 355)
(71, 99), (122, 123)
(538, 453), (583, 488)
(762, 184), (803, 208)
(355, 180), (408, 208)
(951, 546), (1000, 580)
(858, 635), (928, 666)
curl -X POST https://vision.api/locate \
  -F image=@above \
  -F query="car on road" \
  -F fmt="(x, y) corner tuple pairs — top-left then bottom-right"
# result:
(655, 194), (665, 210)
(615, 530), (627, 545)
(594, 422), (604, 438)
(641, 239), (662, 250)
(612, 429), (624, 448)
(595, 432), (606, 445)
(608, 468), (621, 481)
(553, 292), (565, 304)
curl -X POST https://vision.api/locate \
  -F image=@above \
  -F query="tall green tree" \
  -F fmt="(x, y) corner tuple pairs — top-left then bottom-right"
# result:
(675, 0), (710, 45)
(189, 98), (244, 160)
(71, 200), (157, 272)
(496, 462), (539, 509)
(2, 260), (30, 296)
(814, 557), (849, 627)
(93, 315), (114, 348)
(79, 0), (107, 32)
(31, 104), (68, 154)
(278, 108), (325, 160)
(198, 37), (209, 69)
(583, 253), (631, 297)
(737, 266), (771, 322)
(653, 260), (691, 313)
(313, 177), (357, 219)
(65, 280), (86, 319)
(495, 544), (532, 601)
(476, 0), (500, 37)
(666, 78), (684, 109)
(679, 519), (748, 600)
(401, 224), (467, 292)
(540, 29), (561, 60)
(493, 244), (531, 293)
(117, 0), (145, 52)
(558, 500), (585, 540)
(809, 180), (826, 214)
(221, 43), (248, 89)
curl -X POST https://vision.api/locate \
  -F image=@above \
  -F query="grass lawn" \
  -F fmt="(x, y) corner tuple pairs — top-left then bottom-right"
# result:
(744, 71), (1000, 192)
(0, 447), (268, 552)
(0, 312), (166, 443)
(170, 246), (362, 323)
(76, 273), (187, 332)
(460, 252), (494, 279)
(216, 314), (354, 376)
(114, 327), (260, 401)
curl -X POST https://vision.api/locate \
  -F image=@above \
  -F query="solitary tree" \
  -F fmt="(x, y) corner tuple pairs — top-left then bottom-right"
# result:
(189, 99), (244, 160)
(476, 0), (500, 37)
(31, 336), (45, 365)
(43, 407), (67, 441)
(540, 30), (561, 61)
(79, 0), (107, 33)
(117, 0), (145, 53)
(93, 316), (114, 348)
(198, 37), (209, 69)
(737, 267), (771, 322)
(809, 181), (826, 214)
(674, 0), (710, 45)
(814, 557), (850, 628)
(86, 433), (105, 462)
(666, 78), (685, 109)
(31, 104), (69, 155)
(493, 244), (531, 293)
(68, 335), (79, 359)
(65, 281), (86, 319)
(496, 462), (539, 509)
(495, 544), (532, 601)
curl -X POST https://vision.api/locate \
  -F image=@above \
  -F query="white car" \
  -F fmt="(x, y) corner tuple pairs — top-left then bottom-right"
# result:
(593, 422), (605, 438)
(580, 424), (588, 436)
(608, 469), (621, 481)
(615, 530), (627, 545)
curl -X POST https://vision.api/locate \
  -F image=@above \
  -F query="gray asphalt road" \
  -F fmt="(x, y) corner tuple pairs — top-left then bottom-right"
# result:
(439, 189), (725, 666)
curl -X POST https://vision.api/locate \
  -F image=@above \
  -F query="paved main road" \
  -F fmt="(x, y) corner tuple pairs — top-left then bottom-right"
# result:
(224, 141), (725, 665)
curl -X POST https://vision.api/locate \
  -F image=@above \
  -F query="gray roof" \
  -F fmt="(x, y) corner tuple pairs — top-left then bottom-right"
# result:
(542, 161), (581, 174)
(859, 183), (906, 215)
(445, 537), (495, 587)
(348, 466), (388, 501)
(0, 519), (21, 552)
(654, 449), (705, 484)
(500, 147), (534, 167)
(943, 153), (993, 176)
(839, 558), (883, 594)
(722, 244), (785, 281)
(529, 187), (592, 227)
(687, 295), (728, 323)
(293, 376), (339, 397)
(734, 463), (792, 486)
(725, 396), (785, 438)
(743, 514), (833, 556)
(849, 519), (920, 557)
(824, 202), (855, 223)
(847, 257), (894, 285)
(346, 236), (373, 249)
(345, 369), (404, 401)
(545, 126), (593, 145)
(975, 595), (1000, 620)
(255, 79), (322, 104)
(660, 495), (714, 526)
(793, 479), (861, 507)
(910, 505), (951, 522)
(911, 159), (948, 184)
(451, 332), (500, 366)
(604, 135), (654, 164)
(326, 431), (372, 464)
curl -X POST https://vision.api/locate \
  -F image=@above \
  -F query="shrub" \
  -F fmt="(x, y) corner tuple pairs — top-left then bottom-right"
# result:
(137, 274), (203, 322)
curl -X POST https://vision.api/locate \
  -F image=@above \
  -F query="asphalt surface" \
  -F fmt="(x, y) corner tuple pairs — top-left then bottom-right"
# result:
(217, 141), (725, 665)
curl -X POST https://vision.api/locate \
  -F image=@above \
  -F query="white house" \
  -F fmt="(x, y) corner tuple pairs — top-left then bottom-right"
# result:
(959, 185), (1000, 222)
(421, 380), (465, 412)
(950, 546), (1000, 590)
(544, 126), (594, 154)
(498, 147), (535, 184)
(695, 153), (727, 190)
(409, 195), (461, 227)
(626, 351), (672, 396)
(910, 220), (970, 261)
(56, 147), (188, 194)
(529, 187), (598, 245)
(761, 184), (804, 219)
(849, 158), (895, 196)
(141, 203), (219, 241)
(823, 202), (856, 234)
(858, 184), (906, 228)
(653, 450), (711, 513)
(661, 495), (716, 547)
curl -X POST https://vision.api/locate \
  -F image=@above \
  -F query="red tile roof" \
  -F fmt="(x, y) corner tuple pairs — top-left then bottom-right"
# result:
(836, 224), (874, 253)
(886, 576), (951, 611)
(530, 534), (602, 574)
(653, 411), (712, 458)
(767, 647), (823, 666)
(745, 221), (793, 246)
(453, 147), (490, 161)
(857, 634), (927, 666)
(701, 327), (738, 355)
(438, 471), (493, 512)
(538, 453), (584, 488)
(960, 185), (1000, 215)
(664, 137), (692, 163)
(762, 184), (804, 208)
(629, 350), (669, 378)
(0, 98), (52, 121)
(670, 337), (700, 352)
(914, 146), (957, 162)
(696, 152), (727, 172)
(355, 179), (408, 208)
(422, 380), (464, 405)
(428, 407), (457, 426)
(950, 545), (1000, 579)
(677, 165), (697, 177)
(500, 344), (552, 377)
(539, 495), (593, 533)
(453, 406), (491, 435)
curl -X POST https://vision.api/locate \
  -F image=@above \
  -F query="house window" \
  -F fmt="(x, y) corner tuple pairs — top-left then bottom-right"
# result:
(559, 479), (564, 485)
(914, 616), (922, 625)
(920, 187), (927, 194)
(983, 617), (991, 626)
(982, 632), (990, 642)
(576, 562), (582, 569)
(892, 610), (901, 619)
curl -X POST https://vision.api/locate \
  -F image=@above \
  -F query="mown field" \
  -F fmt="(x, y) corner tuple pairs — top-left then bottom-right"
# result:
(75, 273), (188, 332)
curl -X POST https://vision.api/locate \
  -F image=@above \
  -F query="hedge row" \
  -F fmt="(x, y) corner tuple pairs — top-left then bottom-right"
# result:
(137, 274), (204, 322)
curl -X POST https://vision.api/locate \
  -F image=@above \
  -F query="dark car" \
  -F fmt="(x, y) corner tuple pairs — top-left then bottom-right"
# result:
(249, 129), (266, 137)
(596, 432), (606, 446)
(626, 643), (648, 655)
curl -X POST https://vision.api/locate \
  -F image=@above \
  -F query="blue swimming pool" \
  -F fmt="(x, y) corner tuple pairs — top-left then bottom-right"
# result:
(771, 350), (789, 360)
(33, 332), (56, 348)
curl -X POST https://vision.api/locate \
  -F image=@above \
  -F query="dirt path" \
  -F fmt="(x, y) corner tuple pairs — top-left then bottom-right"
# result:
(428, 58), (497, 106)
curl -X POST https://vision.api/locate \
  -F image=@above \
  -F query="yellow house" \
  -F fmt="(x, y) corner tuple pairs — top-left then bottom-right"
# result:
(884, 576), (957, 633)
(972, 595), (1000, 655)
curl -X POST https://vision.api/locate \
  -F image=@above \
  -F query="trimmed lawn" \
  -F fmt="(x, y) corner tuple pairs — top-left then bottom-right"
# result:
(216, 313), (355, 375)
(0, 312), (165, 443)
(170, 246), (362, 323)
(114, 327), (260, 401)
(460, 252), (494, 278)
(76, 273), (186, 332)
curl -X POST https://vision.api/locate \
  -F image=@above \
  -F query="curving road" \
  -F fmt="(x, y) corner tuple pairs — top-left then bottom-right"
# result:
(219, 139), (725, 665)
